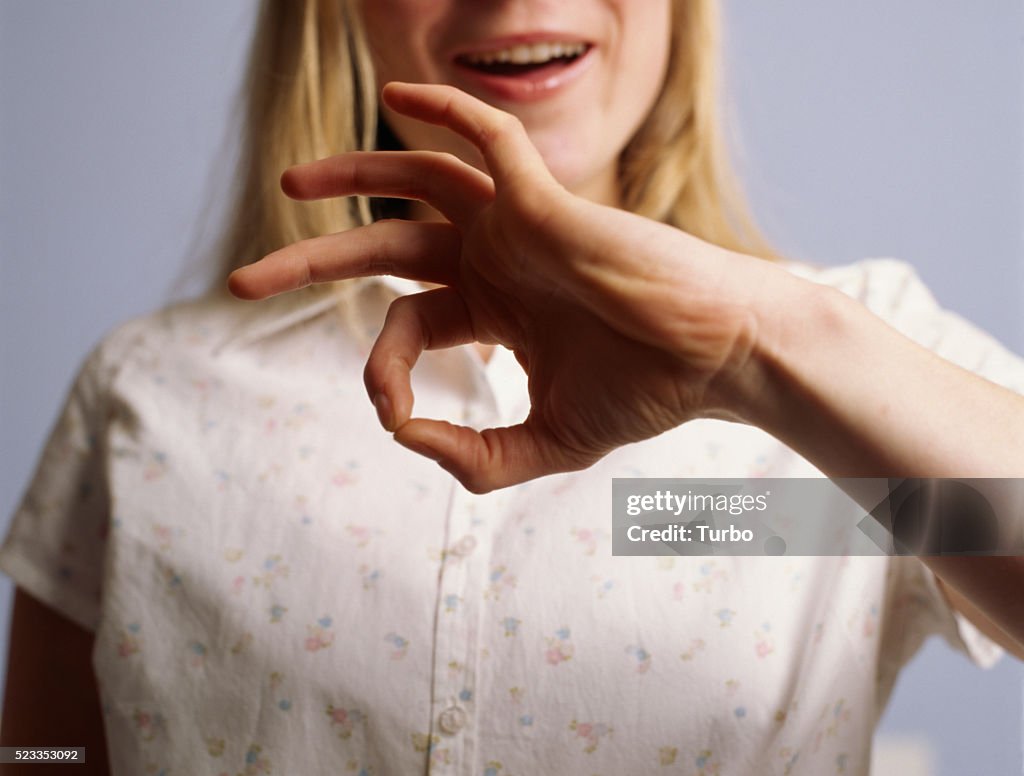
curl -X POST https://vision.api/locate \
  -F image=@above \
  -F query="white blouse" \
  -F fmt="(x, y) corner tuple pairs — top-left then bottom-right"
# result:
(2, 258), (1020, 776)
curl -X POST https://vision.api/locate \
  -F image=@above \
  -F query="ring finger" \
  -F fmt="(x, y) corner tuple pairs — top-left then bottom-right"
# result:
(228, 219), (463, 300)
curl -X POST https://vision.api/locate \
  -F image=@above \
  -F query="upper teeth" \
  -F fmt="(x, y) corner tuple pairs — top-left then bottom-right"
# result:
(462, 42), (587, 66)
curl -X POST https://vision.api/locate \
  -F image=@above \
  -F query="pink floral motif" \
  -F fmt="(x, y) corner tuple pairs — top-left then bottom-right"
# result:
(569, 719), (612, 753)
(305, 616), (335, 652)
(345, 524), (382, 548)
(332, 469), (358, 486)
(429, 746), (452, 766)
(133, 708), (165, 741)
(544, 627), (574, 666)
(753, 622), (774, 659)
(754, 621), (775, 658)
(570, 527), (599, 555)
(671, 581), (685, 601)
(117, 624), (141, 657)
(326, 704), (366, 739)
(151, 521), (183, 551)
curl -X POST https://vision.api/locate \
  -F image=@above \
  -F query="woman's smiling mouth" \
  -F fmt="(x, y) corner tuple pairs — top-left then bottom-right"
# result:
(451, 35), (596, 103)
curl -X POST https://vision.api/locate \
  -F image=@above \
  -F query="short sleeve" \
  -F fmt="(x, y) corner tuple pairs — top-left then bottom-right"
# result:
(885, 555), (1005, 671)
(855, 258), (1024, 669)
(0, 338), (122, 633)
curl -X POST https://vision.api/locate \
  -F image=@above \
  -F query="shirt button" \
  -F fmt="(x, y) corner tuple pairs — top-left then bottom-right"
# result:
(450, 535), (477, 558)
(438, 705), (468, 735)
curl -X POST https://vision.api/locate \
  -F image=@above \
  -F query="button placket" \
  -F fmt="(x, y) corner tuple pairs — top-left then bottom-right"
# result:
(450, 535), (477, 558)
(425, 346), (512, 773)
(438, 704), (468, 735)
(429, 487), (497, 774)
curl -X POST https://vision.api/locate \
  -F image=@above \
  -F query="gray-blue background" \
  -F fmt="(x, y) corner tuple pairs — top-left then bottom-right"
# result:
(1, 2), (1021, 773)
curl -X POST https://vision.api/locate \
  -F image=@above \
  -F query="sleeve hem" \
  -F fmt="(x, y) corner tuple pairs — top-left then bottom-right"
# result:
(919, 563), (1004, 670)
(0, 549), (100, 634)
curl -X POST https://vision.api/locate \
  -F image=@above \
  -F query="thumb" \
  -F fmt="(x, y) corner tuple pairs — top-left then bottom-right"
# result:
(393, 416), (597, 494)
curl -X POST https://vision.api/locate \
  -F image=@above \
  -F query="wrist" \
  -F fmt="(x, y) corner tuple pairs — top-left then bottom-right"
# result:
(709, 268), (1024, 478)
(701, 263), (830, 428)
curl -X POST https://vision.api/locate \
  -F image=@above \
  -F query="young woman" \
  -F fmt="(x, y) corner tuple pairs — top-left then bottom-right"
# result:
(3, 1), (1023, 774)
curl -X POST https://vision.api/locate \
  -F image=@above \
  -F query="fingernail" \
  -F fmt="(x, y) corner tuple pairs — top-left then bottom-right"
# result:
(373, 393), (393, 431)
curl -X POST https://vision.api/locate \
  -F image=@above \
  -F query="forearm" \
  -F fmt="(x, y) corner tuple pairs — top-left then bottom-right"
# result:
(734, 278), (1024, 477)
(724, 277), (1024, 649)
(1, 589), (112, 775)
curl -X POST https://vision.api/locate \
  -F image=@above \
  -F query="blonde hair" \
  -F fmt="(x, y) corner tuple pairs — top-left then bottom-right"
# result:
(209, 0), (776, 295)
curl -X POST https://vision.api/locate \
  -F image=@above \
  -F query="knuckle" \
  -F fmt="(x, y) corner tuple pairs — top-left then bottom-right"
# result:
(432, 151), (462, 169)
(512, 184), (561, 231)
(465, 481), (493, 495)
(476, 112), (520, 148)
(459, 468), (495, 495)
(362, 224), (396, 273)
(491, 113), (524, 142)
(499, 112), (524, 134)
(383, 296), (415, 327)
(362, 361), (385, 397)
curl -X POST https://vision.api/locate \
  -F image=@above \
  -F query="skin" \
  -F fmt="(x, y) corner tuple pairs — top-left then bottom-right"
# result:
(359, 0), (672, 207)
(4, 1), (1022, 769)
(0, 588), (110, 774)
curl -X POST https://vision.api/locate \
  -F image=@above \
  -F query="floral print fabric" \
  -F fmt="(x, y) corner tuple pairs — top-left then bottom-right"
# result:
(2, 259), (1019, 775)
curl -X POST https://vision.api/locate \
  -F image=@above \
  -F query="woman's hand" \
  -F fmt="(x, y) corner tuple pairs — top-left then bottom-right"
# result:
(227, 81), (800, 493)
(228, 80), (1024, 655)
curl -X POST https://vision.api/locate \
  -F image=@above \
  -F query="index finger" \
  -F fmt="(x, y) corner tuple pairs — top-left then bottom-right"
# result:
(381, 82), (556, 192)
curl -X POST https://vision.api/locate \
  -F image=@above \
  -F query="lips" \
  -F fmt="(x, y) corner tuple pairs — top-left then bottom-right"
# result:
(449, 34), (596, 103)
